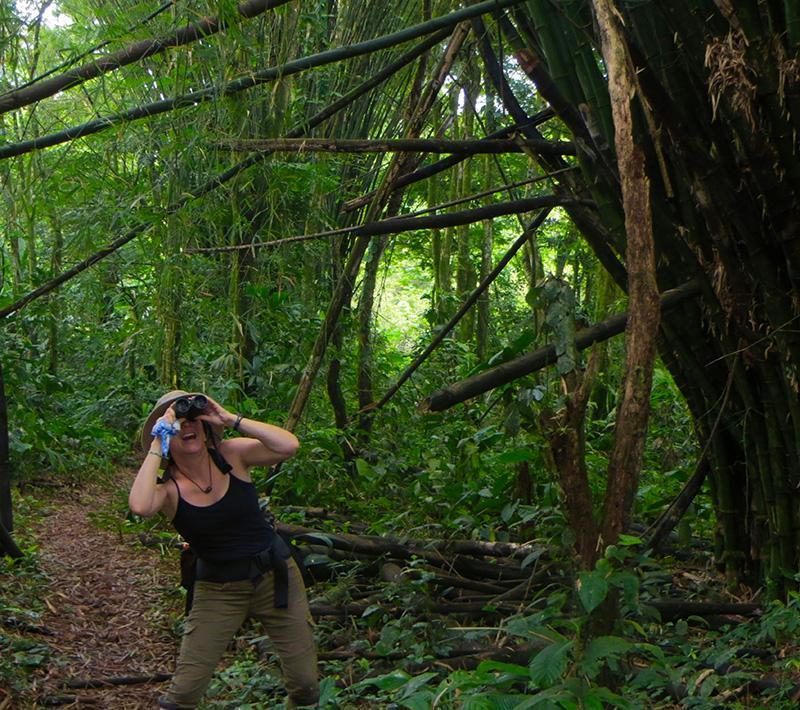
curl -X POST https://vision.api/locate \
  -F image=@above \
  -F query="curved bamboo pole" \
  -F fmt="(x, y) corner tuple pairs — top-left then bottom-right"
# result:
(0, 30), (450, 321)
(0, 0), (291, 115)
(0, 0), (527, 161)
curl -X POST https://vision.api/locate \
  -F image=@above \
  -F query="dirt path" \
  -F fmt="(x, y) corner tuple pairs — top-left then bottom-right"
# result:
(28, 481), (180, 708)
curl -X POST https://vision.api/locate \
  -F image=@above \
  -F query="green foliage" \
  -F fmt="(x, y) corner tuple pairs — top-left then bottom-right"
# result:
(0, 496), (51, 696)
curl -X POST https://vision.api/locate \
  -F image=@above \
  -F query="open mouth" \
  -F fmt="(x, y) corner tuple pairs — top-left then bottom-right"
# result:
(181, 431), (198, 441)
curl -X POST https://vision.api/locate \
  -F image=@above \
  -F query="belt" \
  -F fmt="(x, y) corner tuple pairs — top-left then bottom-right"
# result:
(195, 539), (290, 608)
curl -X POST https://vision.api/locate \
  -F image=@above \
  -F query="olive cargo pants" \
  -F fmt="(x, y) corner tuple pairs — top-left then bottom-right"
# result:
(160, 558), (318, 708)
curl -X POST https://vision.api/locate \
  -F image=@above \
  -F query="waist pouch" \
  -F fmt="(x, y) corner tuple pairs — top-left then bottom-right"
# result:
(195, 536), (292, 608)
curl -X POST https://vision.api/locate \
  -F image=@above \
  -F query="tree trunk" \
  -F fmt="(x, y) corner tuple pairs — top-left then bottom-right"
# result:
(357, 235), (388, 433)
(0, 359), (12, 533)
(592, 0), (660, 547)
(46, 214), (63, 376)
(476, 216), (493, 360)
(287, 21), (472, 431)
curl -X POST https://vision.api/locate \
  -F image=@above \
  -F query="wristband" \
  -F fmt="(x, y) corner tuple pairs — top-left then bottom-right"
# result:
(232, 414), (243, 431)
(147, 450), (163, 459)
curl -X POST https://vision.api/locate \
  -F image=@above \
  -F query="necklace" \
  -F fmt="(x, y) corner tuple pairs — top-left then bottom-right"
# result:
(174, 455), (213, 494)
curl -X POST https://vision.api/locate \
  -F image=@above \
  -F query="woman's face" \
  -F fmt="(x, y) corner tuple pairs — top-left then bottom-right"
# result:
(169, 415), (206, 457)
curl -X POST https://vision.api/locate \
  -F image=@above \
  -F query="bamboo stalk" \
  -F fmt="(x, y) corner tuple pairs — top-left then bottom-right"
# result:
(472, 15), (628, 289)
(284, 20), (473, 432)
(340, 110), (555, 212)
(0, 0), (292, 115)
(0, 0), (527, 161)
(421, 280), (700, 412)
(183, 196), (576, 254)
(0, 31), (449, 321)
(0, 360), (11, 533)
(367, 209), (553, 411)
(216, 137), (575, 155)
(5, 1), (177, 96)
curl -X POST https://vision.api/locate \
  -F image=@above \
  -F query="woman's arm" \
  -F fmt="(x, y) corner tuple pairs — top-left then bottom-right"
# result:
(201, 398), (299, 469)
(129, 436), (171, 517)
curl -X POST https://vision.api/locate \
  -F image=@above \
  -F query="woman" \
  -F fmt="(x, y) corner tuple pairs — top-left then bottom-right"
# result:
(129, 390), (318, 709)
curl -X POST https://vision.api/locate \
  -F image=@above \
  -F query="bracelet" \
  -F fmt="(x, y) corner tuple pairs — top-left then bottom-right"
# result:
(232, 414), (243, 431)
(147, 450), (163, 459)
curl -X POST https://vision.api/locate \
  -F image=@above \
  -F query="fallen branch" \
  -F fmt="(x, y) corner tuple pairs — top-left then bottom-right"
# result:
(61, 673), (172, 689)
(309, 599), (523, 618)
(278, 521), (546, 561)
(218, 137), (575, 156)
(420, 280), (701, 412)
(647, 599), (760, 621)
(183, 195), (578, 253)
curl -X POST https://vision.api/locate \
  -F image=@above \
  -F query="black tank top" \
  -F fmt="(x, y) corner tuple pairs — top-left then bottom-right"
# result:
(171, 472), (275, 563)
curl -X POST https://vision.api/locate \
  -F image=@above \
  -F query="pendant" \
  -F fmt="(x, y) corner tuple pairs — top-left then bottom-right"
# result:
(203, 485), (213, 494)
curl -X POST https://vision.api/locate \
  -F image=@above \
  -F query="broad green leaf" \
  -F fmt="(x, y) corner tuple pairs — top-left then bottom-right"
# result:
(497, 448), (537, 465)
(475, 660), (530, 678)
(577, 570), (609, 613)
(529, 640), (573, 686)
(461, 693), (537, 709)
(581, 635), (632, 679)
(397, 672), (438, 698)
(617, 534), (642, 546)
(356, 669), (410, 691)
(399, 690), (435, 710)
(355, 457), (376, 480)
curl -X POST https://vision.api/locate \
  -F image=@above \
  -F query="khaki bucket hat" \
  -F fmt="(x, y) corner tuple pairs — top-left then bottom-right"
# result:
(139, 390), (224, 453)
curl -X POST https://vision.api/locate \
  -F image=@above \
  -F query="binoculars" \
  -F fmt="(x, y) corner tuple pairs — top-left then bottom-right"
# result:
(173, 395), (208, 420)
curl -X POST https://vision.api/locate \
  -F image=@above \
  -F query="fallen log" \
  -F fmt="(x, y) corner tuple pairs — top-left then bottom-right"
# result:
(318, 641), (543, 666)
(309, 599), (523, 619)
(278, 521), (547, 561)
(647, 599), (760, 621)
(381, 562), (509, 594)
(280, 524), (538, 582)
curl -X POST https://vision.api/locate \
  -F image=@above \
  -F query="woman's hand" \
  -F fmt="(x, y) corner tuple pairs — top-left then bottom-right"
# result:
(198, 396), (235, 429)
(159, 405), (178, 428)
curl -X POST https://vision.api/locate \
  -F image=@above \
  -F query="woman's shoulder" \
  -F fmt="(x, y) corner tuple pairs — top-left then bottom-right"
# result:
(216, 440), (252, 482)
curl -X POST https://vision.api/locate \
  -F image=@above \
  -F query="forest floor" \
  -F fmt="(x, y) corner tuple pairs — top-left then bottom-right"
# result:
(13, 476), (181, 709)
(5, 474), (800, 708)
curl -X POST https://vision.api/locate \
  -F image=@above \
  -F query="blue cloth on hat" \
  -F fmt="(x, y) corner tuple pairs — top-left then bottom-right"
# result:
(151, 419), (180, 458)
